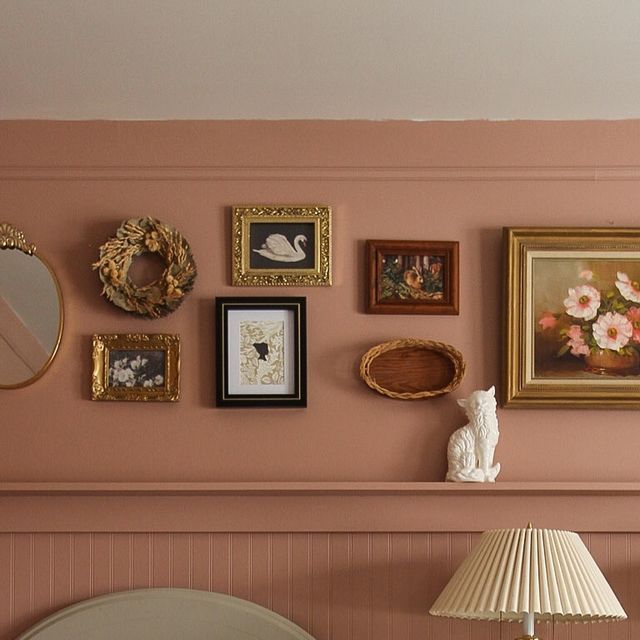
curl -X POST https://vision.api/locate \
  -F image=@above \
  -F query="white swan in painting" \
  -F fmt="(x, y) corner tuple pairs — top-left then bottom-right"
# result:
(253, 234), (307, 262)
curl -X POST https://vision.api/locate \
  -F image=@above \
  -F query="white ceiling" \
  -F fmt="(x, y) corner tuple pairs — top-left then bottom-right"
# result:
(2, 0), (640, 121)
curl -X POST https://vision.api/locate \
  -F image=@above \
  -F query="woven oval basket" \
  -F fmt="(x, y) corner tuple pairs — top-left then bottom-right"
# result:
(359, 338), (466, 400)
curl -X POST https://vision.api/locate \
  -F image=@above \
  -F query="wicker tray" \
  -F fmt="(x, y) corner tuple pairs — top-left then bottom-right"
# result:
(359, 338), (466, 400)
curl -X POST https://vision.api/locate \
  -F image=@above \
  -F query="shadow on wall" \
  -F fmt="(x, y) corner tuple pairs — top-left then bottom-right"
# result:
(199, 297), (216, 407)
(313, 335), (473, 481)
(477, 227), (503, 394)
(420, 397), (462, 481)
(70, 217), (127, 316)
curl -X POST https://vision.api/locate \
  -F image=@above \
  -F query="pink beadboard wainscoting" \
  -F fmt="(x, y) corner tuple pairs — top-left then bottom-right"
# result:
(3, 120), (640, 639)
(2, 483), (640, 640)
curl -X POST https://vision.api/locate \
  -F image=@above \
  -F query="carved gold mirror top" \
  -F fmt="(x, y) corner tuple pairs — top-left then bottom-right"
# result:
(0, 223), (64, 388)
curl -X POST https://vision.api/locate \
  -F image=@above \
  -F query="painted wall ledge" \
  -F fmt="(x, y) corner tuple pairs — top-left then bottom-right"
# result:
(4, 165), (640, 182)
(2, 482), (640, 534)
(1, 481), (640, 496)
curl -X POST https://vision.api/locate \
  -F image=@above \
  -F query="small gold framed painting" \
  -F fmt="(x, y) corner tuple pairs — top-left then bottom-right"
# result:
(91, 333), (180, 401)
(231, 205), (331, 286)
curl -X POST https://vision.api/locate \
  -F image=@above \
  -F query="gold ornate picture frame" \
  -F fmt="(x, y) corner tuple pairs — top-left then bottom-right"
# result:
(231, 205), (331, 286)
(91, 333), (180, 402)
(504, 227), (640, 408)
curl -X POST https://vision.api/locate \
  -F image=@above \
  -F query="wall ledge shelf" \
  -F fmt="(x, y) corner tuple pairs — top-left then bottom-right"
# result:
(1, 481), (640, 496)
(2, 481), (639, 533)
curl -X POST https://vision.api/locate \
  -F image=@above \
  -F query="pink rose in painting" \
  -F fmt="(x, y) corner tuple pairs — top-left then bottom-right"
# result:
(626, 307), (640, 342)
(567, 325), (583, 340)
(566, 324), (589, 356)
(579, 270), (594, 281)
(592, 312), (633, 351)
(569, 339), (589, 356)
(563, 284), (600, 321)
(615, 272), (640, 303)
(538, 312), (558, 330)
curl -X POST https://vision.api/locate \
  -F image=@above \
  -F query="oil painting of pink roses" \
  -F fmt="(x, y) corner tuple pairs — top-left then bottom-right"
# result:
(535, 259), (640, 378)
(504, 227), (640, 407)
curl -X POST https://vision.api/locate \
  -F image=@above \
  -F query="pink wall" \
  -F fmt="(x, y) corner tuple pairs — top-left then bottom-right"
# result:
(3, 119), (640, 483)
(2, 120), (640, 639)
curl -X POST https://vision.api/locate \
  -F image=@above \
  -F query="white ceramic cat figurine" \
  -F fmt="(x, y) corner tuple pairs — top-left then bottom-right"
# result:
(446, 386), (500, 483)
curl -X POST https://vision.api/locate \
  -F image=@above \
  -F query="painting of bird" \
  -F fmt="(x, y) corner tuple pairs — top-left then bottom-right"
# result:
(252, 233), (307, 263)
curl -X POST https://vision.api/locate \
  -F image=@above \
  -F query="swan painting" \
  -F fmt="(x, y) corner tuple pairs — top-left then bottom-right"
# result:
(253, 233), (307, 263)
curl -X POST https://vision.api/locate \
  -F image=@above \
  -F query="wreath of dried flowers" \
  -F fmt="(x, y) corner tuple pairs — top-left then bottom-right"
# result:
(92, 217), (197, 319)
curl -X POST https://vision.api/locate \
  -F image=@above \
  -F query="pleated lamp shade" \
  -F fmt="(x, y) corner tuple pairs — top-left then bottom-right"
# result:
(430, 528), (626, 624)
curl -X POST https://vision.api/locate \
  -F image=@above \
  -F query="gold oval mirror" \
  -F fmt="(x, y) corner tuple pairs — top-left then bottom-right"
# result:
(0, 223), (64, 388)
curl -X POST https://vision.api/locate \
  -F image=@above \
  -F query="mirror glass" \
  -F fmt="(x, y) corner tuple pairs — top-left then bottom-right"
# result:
(0, 230), (63, 388)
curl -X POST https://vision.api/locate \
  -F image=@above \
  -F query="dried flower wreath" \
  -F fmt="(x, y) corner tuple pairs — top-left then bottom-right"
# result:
(92, 217), (197, 318)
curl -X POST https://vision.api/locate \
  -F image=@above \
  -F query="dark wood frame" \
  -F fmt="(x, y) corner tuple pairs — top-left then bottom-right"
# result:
(367, 240), (459, 315)
(215, 297), (307, 407)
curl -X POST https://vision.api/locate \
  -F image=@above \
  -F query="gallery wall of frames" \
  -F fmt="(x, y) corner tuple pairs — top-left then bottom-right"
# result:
(3, 119), (640, 484)
(3, 120), (640, 640)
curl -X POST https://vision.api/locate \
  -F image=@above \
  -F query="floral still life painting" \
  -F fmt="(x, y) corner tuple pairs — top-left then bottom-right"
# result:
(109, 350), (166, 388)
(239, 320), (285, 385)
(91, 333), (180, 402)
(535, 262), (640, 377)
(504, 227), (640, 408)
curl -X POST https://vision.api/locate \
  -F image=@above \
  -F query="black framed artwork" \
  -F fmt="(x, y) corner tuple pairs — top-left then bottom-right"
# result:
(215, 297), (307, 407)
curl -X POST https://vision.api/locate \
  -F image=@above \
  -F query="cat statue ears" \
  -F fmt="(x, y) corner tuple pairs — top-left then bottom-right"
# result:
(457, 385), (495, 409)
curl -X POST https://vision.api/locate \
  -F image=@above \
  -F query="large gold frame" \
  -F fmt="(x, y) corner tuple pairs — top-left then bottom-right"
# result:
(232, 205), (331, 286)
(91, 333), (180, 402)
(504, 227), (640, 408)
